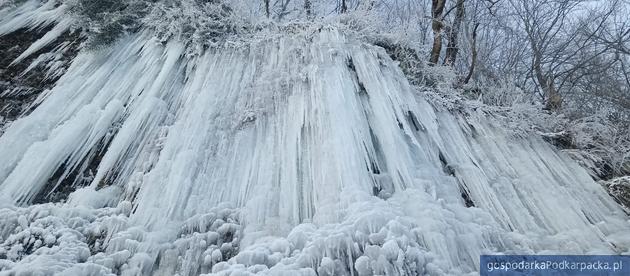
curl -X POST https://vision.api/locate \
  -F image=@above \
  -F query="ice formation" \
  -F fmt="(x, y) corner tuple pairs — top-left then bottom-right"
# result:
(1, 1), (630, 275)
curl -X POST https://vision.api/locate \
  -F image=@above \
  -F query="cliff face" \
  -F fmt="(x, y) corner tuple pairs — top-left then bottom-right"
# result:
(0, 2), (629, 276)
(0, 21), (81, 134)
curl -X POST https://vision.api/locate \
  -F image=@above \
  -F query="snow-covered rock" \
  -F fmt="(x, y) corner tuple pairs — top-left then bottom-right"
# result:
(601, 177), (630, 213)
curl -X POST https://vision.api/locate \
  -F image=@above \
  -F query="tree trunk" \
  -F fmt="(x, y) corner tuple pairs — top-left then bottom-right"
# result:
(264, 0), (270, 18)
(341, 0), (348, 13)
(533, 54), (562, 110)
(543, 78), (562, 110)
(429, 0), (446, 64)
(444, 0), (465, 66)
(463, 23), (479, 84)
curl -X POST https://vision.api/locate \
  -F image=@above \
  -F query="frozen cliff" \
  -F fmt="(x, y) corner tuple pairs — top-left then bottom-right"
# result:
(0, 1), (629, 275)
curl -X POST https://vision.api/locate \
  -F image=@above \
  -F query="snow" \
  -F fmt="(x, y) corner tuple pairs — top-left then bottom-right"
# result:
(1, 2), (630, 275)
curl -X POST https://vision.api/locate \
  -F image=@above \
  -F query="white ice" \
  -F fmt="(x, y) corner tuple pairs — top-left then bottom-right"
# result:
(0, 2), (629, 276)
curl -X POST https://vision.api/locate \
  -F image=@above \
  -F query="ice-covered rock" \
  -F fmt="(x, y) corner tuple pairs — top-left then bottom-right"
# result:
(1, 1), (630, 276)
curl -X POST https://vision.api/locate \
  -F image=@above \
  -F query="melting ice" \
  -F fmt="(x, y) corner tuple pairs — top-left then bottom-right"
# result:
(0, 2), (629, 275)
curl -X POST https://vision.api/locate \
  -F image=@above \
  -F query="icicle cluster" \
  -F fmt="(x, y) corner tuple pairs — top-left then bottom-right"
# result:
(1, 1), (630, 275)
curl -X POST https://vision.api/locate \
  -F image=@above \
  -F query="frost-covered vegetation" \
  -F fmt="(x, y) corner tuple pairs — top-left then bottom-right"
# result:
(0, 0), (629, 275)
(68, 0), (247, 49)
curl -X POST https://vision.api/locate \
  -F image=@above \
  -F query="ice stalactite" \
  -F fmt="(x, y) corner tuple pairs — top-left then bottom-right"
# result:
(1, 2), (630, 276)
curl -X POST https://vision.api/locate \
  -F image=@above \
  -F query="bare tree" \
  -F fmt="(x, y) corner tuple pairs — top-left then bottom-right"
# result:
(264, 0), (270, 18)
(429, 0), (446, 64)
(510, 0), (627, 111)
(510, 0), (583, 110)
(463, 23), (479, 84)
(261, 0), (293, 20)
(444, 0), (465, 66)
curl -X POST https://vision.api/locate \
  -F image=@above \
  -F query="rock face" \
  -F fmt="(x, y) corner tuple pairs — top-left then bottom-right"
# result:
(0, 25), (81, 133)
(601, 177), (630, 213)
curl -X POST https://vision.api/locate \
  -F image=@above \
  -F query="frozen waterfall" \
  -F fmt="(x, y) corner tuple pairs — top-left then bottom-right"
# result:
(1, 2), (629, 276)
